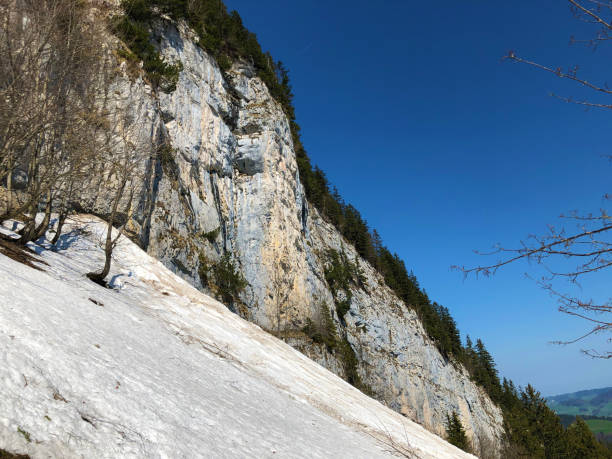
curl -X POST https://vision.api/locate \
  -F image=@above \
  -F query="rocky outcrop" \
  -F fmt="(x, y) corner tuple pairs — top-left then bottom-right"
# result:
(86, 16), (504, 452)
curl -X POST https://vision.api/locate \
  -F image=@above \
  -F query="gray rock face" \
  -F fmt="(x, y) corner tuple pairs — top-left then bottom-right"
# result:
(89, 18), (504, 452)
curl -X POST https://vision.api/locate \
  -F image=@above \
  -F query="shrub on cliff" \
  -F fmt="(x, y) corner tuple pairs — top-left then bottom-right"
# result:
(323, 249), (363, 318)
(303, 300), (338, 352)
(199, 252), (247, 306)
(112, 2), (182, 92)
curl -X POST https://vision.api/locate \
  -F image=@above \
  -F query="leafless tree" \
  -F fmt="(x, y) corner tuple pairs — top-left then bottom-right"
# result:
(0, 0), (113, 244)
(49, 50), (119, 245)
(473, 432), (499, 459)
(456, 0), (611, 358)
(86, 109), (151, 285)
(0, 0), (152, 284)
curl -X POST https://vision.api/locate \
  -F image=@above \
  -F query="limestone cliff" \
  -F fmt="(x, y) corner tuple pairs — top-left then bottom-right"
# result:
(87, 14), (504, 451)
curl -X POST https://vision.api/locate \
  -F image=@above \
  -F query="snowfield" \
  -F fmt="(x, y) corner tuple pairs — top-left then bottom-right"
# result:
(0, 216), (473, 458)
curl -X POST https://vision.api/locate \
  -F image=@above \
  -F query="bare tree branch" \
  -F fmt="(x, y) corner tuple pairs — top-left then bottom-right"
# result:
(458, 2), (612, 355)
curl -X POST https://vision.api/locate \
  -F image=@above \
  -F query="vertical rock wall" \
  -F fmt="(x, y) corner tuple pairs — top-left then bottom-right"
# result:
(89, 18), (504, 451)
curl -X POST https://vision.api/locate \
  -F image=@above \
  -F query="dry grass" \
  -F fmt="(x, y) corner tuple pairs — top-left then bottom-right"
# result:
(0, 449), (30, 458)
(0, 235), (47, 271)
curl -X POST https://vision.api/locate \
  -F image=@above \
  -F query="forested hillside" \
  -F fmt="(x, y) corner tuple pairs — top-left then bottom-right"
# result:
(548, 387), (612, 417)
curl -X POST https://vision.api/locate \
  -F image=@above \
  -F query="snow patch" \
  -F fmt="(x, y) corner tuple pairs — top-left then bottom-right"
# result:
(0, 216), (473, 458)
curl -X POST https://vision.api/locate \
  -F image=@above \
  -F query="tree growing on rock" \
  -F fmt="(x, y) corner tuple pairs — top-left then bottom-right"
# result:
(445, 411), (470, 453)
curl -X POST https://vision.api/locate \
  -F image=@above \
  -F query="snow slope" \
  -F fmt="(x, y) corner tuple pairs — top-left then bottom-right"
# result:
(0, 216), (473, 458)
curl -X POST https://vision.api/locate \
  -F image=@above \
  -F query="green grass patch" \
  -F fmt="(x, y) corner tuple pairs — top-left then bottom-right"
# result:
(586, 419), (612, 435)
(548, 387), (612, 417)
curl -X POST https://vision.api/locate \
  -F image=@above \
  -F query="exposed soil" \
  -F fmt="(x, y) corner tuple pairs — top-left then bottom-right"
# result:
(0, 235), (48, 271)
(0, 449), (30, 459)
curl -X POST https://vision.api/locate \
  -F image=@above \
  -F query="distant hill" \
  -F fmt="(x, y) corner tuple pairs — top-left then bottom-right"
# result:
(547, 387), (612, 417)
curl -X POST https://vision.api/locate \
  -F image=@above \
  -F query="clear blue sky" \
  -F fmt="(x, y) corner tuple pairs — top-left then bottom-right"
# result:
(223, 0), (611, 396)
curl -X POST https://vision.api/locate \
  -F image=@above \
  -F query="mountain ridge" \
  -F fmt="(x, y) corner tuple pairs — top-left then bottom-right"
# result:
(547, 387), (612, 417)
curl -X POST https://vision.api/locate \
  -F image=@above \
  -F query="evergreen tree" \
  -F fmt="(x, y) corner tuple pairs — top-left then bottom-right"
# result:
(370, 229), (383, 269)
(475, 338), (501, 399)
(310, 166), (328, 211)
(445, 411), (470, 452)
(566, 417), (611, 458)
(526, 384), (567, 458)
(500, 384), (568, 458)
(438, 305), (462, 358)
(326, 186), (344, 228)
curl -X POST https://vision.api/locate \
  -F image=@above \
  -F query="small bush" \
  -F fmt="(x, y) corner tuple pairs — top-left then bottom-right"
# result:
(199, 252), (247, 305)
(216, 54), (232, 71)
(324, 249), (361, 318)
(111, 4), (182, 93)
(338, 337), (372, 395)
(198, 252), (210, 284)
(157, 143), (175, 167)
(335, 297), (351, 318)
(200, 227), (220, 243)
(303, 301), (337, 351)
(214, 253), (247, 304)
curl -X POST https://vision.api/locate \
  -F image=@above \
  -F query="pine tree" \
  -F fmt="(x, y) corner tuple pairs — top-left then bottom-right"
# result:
(445, 411), (470, 452)
(326, 186), (344, 228)
(438, 305), (462, 358)
(474, 338), (501, 399)
(521, 384), (567, 457)
(370, 229), (383, 269)
(566, 417), (611, 458)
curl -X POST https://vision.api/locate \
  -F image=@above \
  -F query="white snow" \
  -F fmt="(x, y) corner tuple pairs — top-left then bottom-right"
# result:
(0, 215), (473, 458)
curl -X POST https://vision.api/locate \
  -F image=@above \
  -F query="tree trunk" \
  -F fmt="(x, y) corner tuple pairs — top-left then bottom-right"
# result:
(87, 226), (113, 285)
(50, 211), (67, 245)
(87, 177), (131, 284)
(16, 198), (38, 242)
(6, 158), (13, 217)
(19, 191), (52, 245)
(31, 192), (53, 241)
(51, 183), (72, 245)
(277, 299), (281, 338)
